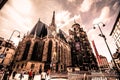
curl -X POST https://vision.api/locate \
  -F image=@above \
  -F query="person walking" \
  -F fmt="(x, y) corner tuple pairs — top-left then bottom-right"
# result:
(28, 70), (33, 80)
(32, 72), (35, 80)
(2, 70), (9, 80)
(41, 70), (47, 80)
(19, 71), (24, 80)
(46, 69), (51, 80)
(12, 71), (17, 79)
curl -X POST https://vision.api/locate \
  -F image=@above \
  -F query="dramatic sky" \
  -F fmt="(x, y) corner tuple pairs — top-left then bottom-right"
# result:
(0, 0), (120, 62)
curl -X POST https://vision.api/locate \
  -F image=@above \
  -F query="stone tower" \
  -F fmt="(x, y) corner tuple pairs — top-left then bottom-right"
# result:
(69, 22), (98, 71)
(13, 12), (71, 73)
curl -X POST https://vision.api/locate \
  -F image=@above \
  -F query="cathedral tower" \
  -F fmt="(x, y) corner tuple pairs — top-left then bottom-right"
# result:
(69, 22), (98, 71)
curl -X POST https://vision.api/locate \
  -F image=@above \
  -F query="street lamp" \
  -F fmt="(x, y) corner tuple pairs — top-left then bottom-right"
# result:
(1, 30), (20, 64)
(93, 22), (120, 77)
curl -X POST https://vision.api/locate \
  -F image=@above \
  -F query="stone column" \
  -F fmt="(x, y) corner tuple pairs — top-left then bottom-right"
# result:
(27, 40), (34, 60)
(42, 41), (48, 61)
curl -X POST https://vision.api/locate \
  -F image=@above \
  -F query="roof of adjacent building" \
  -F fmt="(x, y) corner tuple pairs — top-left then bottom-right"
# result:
(110, 11), (120, 35)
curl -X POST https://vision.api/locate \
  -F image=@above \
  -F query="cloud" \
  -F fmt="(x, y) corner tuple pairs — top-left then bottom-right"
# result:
(67, 0), (75, 2)
(55, 10), (81, 34)
(56, 10), (81, 27)
(80, 0), (94, 12)
(56, 10), (71, 27)
(93, 6), (110, 24)
(113, 1), (120, 11)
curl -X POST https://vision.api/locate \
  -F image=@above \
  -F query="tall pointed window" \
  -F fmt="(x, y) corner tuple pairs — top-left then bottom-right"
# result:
(22, 41), (31, 60)
(31, 41), (45, 61)
(31, 42), (39, 61)
(47, 40), (52, 63)
(38, 41), (44, 61)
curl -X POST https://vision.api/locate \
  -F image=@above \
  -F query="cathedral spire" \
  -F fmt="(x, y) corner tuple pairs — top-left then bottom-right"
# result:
(50, 11), (56, 27)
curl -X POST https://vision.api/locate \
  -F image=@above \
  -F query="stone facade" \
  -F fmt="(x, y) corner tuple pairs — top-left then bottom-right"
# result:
(13, 12), (98, 73)
(14, 12), (71, 73)
(0, 37), (16, 67)
(69, 23), (99, 71)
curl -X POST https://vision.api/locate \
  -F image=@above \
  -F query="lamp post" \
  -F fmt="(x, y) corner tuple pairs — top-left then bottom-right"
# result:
(93, 22), (120, 78)
(1, 30), (20, 64)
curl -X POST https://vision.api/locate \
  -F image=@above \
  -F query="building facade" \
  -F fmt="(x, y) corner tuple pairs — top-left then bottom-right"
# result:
(14, 12), (71, 73)
(69, 23), (99, 71)
(0, 0), (8, 9)
(13, 12), (99, 73)
(110, 11), (120, 71)
(99, 55), (110, 71)
(92, 40), (109, 71)
(0, 37), (16, 68)
(110, 11), (120, 48)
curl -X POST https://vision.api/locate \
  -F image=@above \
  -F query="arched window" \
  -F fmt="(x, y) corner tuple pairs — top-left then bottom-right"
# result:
(31, 41), (45, 61)
(22, 41), (31, 60)
(31, 42), (39, 61)
(47, 40), (52, 63)
(38, 41), (45, 61)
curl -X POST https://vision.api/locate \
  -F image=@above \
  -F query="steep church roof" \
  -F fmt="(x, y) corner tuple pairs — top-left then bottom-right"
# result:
(30, 19), (48, 38)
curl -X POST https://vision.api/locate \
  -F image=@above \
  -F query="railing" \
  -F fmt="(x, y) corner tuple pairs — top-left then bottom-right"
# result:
(68, 72), (119, 80)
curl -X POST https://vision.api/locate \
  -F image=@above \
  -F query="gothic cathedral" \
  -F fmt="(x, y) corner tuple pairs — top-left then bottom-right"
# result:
(13, 12), (98, 73)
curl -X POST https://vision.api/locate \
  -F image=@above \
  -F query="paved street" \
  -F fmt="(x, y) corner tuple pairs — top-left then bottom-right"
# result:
(6, 72), (119, 80)
(0, 71), (119, 80)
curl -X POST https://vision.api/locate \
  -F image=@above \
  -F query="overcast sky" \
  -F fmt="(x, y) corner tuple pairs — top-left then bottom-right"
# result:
(0, 0), (120, 62)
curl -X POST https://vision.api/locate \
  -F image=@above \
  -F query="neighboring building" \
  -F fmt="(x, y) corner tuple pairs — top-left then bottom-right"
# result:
(113, 48), (120, 70)
(110, 11), (120, 71)
(0, 37), (16, 68)
(68, 22), (99, 71)
(0, 0), (8, 9)
(110, 11), (120, 48)
(99, 55), (110, 71)
(92, 40), (109, 71)
(14, 12), (71, 73)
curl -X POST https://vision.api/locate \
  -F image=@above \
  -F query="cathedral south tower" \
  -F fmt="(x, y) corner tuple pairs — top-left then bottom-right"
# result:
(69, 22), (99, 71)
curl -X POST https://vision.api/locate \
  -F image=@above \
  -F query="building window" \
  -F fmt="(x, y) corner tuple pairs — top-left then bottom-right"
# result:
(21, 64), (24, 68)
(31, 42), (39, 61)
(6, 48), (9, 51)
(22, 41), (31, 60)
(39, 41), (44, 61)
(16, 64), (20, 69)
(47, 40), (52, 63)
(5, 42), (11, 48)
(31, 41), (45, 61)
(0, 40), (2, 45)
(31, 64), (35, 69)
(0, 47), (2, 49)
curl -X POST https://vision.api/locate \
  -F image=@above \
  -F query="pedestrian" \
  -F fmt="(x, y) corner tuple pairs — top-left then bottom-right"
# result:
(28, 70), (33, 80)
(3, 70), (9, 80)
(41, 70), (47, 80)
(46, 69), (51, 80)
(12, 71), (17, 79)
(19, 71), (24, 80)
(32, 72), (35, 80)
